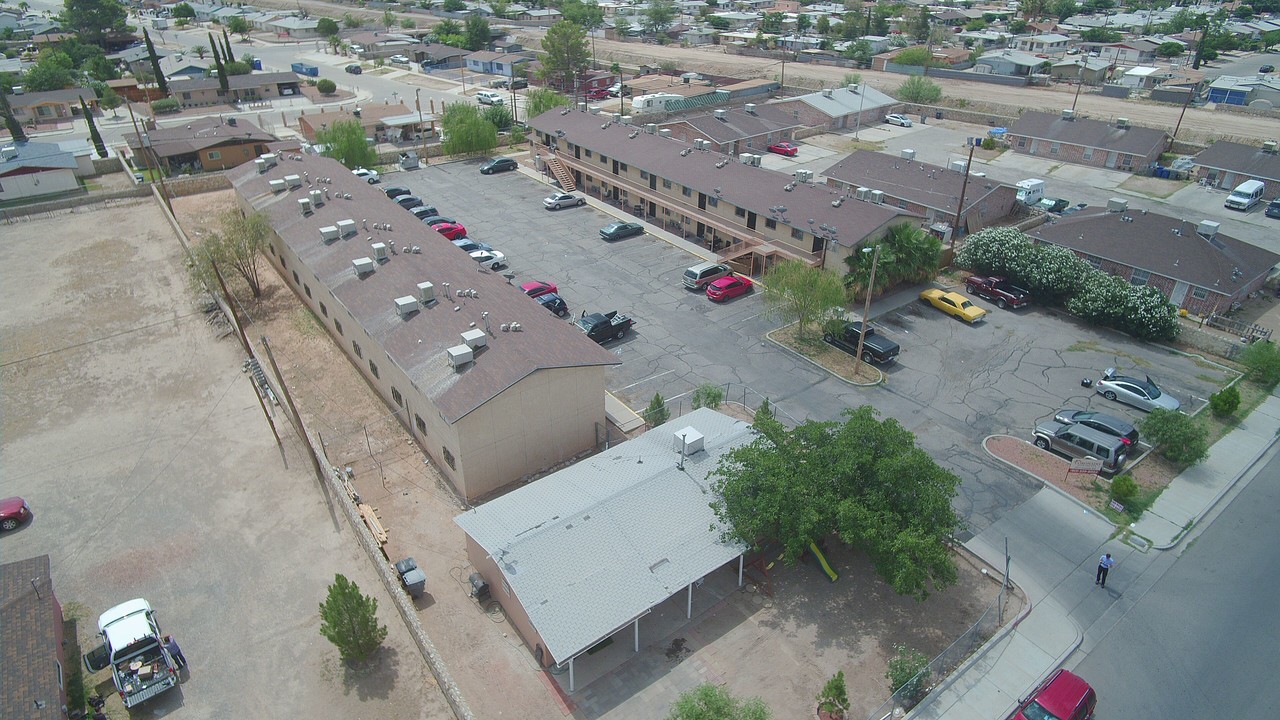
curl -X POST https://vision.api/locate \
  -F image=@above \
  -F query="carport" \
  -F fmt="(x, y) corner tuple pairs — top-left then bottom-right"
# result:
(453, 409), (752, 691)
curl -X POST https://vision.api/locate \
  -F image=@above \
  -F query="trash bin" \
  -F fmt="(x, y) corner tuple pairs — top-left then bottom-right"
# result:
(399, 151), (419, 170)
(401, 568), (427, 598)
(935, 111), (943, 119)
(394, 557), (418, 576)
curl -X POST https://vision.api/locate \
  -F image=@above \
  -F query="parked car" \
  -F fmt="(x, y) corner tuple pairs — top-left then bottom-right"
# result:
(1033, 420), (1129, 473)
(480, 157), (518, 174)
(965, 275), (1030, 309)
(766, 141), (799, 157)
(421, 215), (457, 226)
(544, 193), (586, 210)
(352, 167), (380, 183)
(433, 222), (467, 240)
(1096, 368), (1181, 412)
(537, 292), (569, 317)
(1260, 64), (1275, 73)
(344, 64), (362, 74)
(395, 195), (424, 210)
(919, 288), (987, 324)
(452, 239), (493, 254)
(389, 54), (410, 64)
(521, 281), (558, 298)
(409, 205), (441, 220)
(509, 77), (528, 89)
(475, 90), (505, 105)
(1011, 669), (1097, 720)
(1053, 409), (1139, 446)
(470, 250), (506, 269)
(1038, 197), (1070, 214)
(1266, 198), (1280, 219)
(600, 221), (645, 241)
(683, 261), (733, 290)
(823, 321), (900, 364)
(585, 88), (610, 100)
(885, 113), (914, 127)
(1, 496), (32, 531)
(383, 186), (412, 199)
(706, 275), (753, 301)
(576, 310), (634, 343)
(350, 44), (365, 53)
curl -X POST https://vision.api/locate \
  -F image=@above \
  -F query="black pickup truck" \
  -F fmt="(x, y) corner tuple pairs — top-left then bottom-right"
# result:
(576, 310), (634, 343)
(823, 321), (900, 364)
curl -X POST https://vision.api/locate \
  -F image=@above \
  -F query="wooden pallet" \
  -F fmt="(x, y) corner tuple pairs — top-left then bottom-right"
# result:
(357, 503), (388, 545)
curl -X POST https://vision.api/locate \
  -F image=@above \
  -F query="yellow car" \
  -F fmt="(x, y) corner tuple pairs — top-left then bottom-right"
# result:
(919, 288), (988, 324)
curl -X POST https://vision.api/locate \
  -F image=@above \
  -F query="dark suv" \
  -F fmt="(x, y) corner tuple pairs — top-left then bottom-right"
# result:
(1266, 198), (1280, 219)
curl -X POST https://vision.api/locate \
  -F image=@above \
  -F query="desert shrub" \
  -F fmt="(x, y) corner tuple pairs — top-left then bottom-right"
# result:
(1209, 385), (1240, 417)
(1140, 409), (1209, 466)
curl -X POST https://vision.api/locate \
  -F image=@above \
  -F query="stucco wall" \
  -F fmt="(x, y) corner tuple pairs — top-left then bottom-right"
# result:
(462, 535), (550, 664)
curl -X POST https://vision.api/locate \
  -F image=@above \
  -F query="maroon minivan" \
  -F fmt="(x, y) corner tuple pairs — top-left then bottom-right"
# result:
(1011, 669), (1096, 720)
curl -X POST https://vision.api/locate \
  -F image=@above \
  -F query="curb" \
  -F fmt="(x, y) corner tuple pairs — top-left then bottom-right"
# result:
(763, 325), (884, 387)
(981, 435), (1117, 531)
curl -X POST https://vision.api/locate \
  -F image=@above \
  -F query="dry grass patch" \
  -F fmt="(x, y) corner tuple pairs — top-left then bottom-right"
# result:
(769, 323), (883, 384)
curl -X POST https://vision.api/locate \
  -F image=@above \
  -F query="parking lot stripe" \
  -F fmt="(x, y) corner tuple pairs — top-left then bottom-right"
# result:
(620, 369), (675, 391)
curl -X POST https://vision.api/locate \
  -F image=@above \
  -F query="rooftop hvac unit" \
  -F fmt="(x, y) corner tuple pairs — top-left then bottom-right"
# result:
(950, 160), (967, 172)
(1264, 140), (1278, 154)
(744, 103), (757, 114)
(446, 344), (473, 368)
(255, 157), (269, 173)
(714, 109), (727, 121)
(260, 153), (278, 168)
(417, 281), (435, 304)
(821, 88), (833, 98)
(371, 242), (388, 261)
(1198, 220), (1220, 238)
(611, 112), (621, 123)
(659, 129), (672, 138)
(298, 197), (312, 215)
(578, 102), (587, 112)
(461, 328), (487, 349)
(353, 257), (375, 275)
(1107, 198), (1128, 212)
(335, 219), (357, 236)
(1116, 117), (1130, 129)
(870, 190), (885, 204)
(901, 148), (916, 161)
(394, 296), (418, 317)
(1062, 109), (1075, 120)
(621, 115), (633, 125)
(855, 187), (870, 201)
(795, 169), (813, 182)
(268, 179), (287, 193)
(847, 84), (859, 93)
(750, 154), (762, 166)
(283, 174), (302, 188)
(645, 123), (657, 134)
(320, 226), (340, 242)
(674, 426), (705, 455)
(309, 189), (324, 206)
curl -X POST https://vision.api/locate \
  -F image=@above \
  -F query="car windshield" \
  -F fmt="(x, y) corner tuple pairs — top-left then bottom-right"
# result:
(1141, 378), (1162, 398)
(1019, 700), (1063, 720)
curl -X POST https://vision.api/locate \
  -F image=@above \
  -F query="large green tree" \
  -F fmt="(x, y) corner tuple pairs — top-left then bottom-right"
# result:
(712, 407), (963, 601)
(318, 574), (388, 664)
(144, 28), (169, 97)
(760, 259), (845, 340)
(316, 17), (340, 37)
(843, 224), (940, 297)
(538, 20), (589, 94)
(189, 209), (273, 298)
(464, 14), (490, 51)
(21, 51), (76, 91)
(316, 119), (378, 169)
(561, 0), (604, 69)
(62, 0), (129, 47)
(668, 683), (772, 720)
(896, 74), (942, 103)
(440, 102), (498, 156)
(525, 87), (570, 118)
(643, 0), (677, 36)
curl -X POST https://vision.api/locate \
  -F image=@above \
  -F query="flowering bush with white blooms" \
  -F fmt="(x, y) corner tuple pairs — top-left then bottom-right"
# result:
(1067, 274), (1180, 341)
(1011, 244), (1092, 306)
(954, 227), (1030, 275)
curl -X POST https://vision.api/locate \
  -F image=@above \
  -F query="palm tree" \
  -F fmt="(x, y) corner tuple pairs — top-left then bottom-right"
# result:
(193, 44), (208, 59)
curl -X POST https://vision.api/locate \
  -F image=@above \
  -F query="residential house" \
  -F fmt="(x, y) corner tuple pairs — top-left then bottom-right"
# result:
(1026, 208), (1280, 316)
(682, 27), (718, 45)
(244, 11), (288, 30)
(184, 2), (223, 22)
(709, 12), (762, 30)
(230, 153), (618, 501)
(105, 77), (151, 103)
(127, 116), (276, 173)
(210, 6), (247, 25)
(158, 52), (213, 81)
(931, 9), (968, 27)
(517, 8), (561, 21)
(168, 71), (303, 108)
(659, 103), (805, 157)
(268, 16), (321, 39)
(767, 84), (899, 132)
(823, 150), (1020, 236)
(1005, 110), (1168, 172)
(957, 29), (1013, 49)
(527, 107), (915, 271)
(1089, 39), (1161, 65)
(106, 42), (169, 77)
(1206, 75), (1280, 107)
(1015, 33), (1073, 56)
(6, 88), (96, 127)
(975, 48), (1051, 77)
(872, 45), (972, 71)
(1117, 65), (1162, 90)
(0, 141), (82, 201)
(0, 555), (67, 720)
(1192, 140), (1280, 197)
(1049, 57), (1112, 85)
(454, 409), (753, 684)
(419, 43), (469, 70)
(297, 103), (428, 144)
(464, 50), (533, 78)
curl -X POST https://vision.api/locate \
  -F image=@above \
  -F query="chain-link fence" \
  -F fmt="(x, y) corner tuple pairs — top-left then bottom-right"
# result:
(864, 589), (1006, 720)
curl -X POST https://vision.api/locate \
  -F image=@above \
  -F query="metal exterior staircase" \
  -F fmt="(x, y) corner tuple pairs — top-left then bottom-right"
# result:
(545, 155), (576, 192)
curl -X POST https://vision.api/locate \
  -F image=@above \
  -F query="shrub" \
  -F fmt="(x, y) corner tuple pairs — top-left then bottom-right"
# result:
(1109, 473), (1138, 505)
(643, 392), (669, 427)
(980, 136), (997, 150)
(1239, 340), (1280, 388)
(151, 98), (180, 113)
(316, 78), (336, 94)
(816, 670), (850, 716)
(691, 383), (725, 410)
(886, 644), (931, 708)
(1209, 385), (1241, 418)
(1140, 409), (1209, 466)
(896, 74), (942, 103)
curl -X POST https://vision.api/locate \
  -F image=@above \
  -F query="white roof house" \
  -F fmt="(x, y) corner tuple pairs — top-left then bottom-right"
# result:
(455, 408), (752, 688)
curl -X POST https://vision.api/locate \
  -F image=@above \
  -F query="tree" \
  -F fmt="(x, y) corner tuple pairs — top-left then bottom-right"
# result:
(442, 0), (465, 10)
(816, 15), (831, 36)
(1156, 41), (1185, 58)
(911, 7), (931, 42)
(1081, 27), (1122, 43)
(562, 0), (604, 69)
(209, 32), (229, 92)
(760, 12), (784, 33)
(896, 74), (942, 103)
(171, 2), (195, 19)
(490, 0), (511, 19)
(1050, 0), (1077, 20)
(643, 392), (669, 427)
(189, 209), (273, 298)
(643, 0), (677, 35)
(144, 29), (169, 97)
(317, 78), (336, 95)
(20, 53), (76, 91)
(892, 46), (935, 67)
(691, 384), (724, 410)
(402, 18), (416, 29)
(316, 119), (378, 169)
(760, 259), (844, 340)
(318, 574), (388, 664)
(81, 98), (106, 158)
(1239, 340), (1280, 388)
(343, 12), (362, 29)
(99, 87), (123, 116)
(227, 17), (249, 41)
(795, 14), (812, 35)
(1140, 409), (1209, 466)
(711, 407), (963, 600)
(525, 87), (570, 117)
(317, 17), (340, 37)
(327, 34), (343, 53)
(842, 39), (872, 66)
(1208, 385), (1240, 418)
(538, 20), (589, 94)
(844, 224), (940, 298)
(816, 671), (850, 718)
(440, 102), (498, 155)
(886, 644), (931, 708)
(193, 43), (208, 59)
(482, 102), (512, 130)
(668, 683), (771, 720)
(464, 15), (490, 51)
(62, 0), (129, 47)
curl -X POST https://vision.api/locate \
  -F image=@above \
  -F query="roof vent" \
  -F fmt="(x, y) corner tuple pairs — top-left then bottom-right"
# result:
(950, 160), (967, 172)
(674, 426), (705, 455)
(394, 296), (418, 317)
(353, 257), (376, 275)
(461, 328), (487, 349)
(621, 115), (633, 125)
(255, 157), (269, 173)
(336, 219), (357, 236)
(714, 109), (727, 121)
(1062, 108), (1075, 120)
(901, 148), (916, 161)
(309, 189), (324, 206)
(298, 197), (312, 215)
(320, 226), (340, 242)
(821, 88), (833, 98)
(227, 117), (237, 127)
(1116, 117), (1130, 129)
(1198, 220), (1220, 238)
(1264, 140), (1278, 154)
(1106, 198), (1128, 212)
(283, 174), (302, 188)
(371, 242), (388, 261)
(855, 187), (870, 200)
(745, 103), (757, 114)
(268, 179), (287, 193)
(417, 281), (435, 304)
(659, 128), (672, 138)
(847, 84), (860, 93)
(446, 344), (473, 369)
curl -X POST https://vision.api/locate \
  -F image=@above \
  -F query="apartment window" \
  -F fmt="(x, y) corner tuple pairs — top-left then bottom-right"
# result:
(619, 162), (628, 172)
(735, 207), (746, 218)
(392, 387), (403, 406)
(182, 92), (192, 100)
(1082, 147), (1094, 160)
(280, 255), (287, 269)
(897, 198), (908, 209)
(1017, 137), (1027, 148)
(682, 186), (692, 197)
(353, 341), (362, 358)
(319, 302), (328, 317)
(334, 319), (343, 335)
(584, 149), (593, 158)
(1130, 269), (1149, 286)
(641, 170), (649, 180)
(304, 284), (312, 298)
(414, 414), (426, 434)
(663, 179), (672, 189)
(208, 151), (222, 160)
(442, 446), (456, 470)
(791, 227), (804, 240)
(765, 218), (777, 230)
(369, 360), (379, 378)
(707, 197), (718, 207)
(1050, 142), (1061, 155)
(1192, 287), (1209, 300)
(292, 270), (300, 284)
(1086, 255), (1102, 269)
(600, 154), (608, 164)
(267, 243), (276, 257)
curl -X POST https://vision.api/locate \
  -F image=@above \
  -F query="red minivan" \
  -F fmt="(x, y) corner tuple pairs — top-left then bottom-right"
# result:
(1011, 669), (1096, 720)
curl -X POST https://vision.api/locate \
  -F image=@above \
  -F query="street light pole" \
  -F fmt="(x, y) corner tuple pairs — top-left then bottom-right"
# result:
(852, 243), (881, 379)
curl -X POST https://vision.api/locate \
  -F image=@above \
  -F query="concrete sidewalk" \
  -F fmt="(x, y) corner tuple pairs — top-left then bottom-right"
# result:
(912, 391), (1280, 719)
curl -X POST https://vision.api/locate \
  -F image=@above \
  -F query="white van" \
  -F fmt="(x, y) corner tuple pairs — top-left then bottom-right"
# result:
(475, 90), (505, 106)
(1224, 179), (1265, 211)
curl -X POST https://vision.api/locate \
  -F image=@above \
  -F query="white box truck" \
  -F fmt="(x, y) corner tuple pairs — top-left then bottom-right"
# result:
(1015, 179), (1045, 205)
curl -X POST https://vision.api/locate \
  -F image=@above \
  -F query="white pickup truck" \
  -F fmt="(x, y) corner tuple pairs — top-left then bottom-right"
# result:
(83, 599), (179, 708)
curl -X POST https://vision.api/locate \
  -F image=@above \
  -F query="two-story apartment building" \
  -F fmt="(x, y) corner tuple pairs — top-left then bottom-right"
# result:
(659, 103), (804, 157)
(528, 107), (915, 271)
(1015, 33), (1073, 56)
(1005, 110), (1168, 172)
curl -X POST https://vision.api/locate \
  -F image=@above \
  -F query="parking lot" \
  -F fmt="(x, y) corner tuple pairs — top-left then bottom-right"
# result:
(387, 159), (1238, 539)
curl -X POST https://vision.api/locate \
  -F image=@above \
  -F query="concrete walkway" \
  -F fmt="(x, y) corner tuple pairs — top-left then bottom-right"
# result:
(911, 391), (1280, 719)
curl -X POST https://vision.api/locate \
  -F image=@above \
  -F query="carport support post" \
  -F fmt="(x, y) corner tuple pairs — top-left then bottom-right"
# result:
(634, 619), (640, 652)
(569, 658), (575, 692)
(738, 555), (744, 587)
(687, 583), (693, 618)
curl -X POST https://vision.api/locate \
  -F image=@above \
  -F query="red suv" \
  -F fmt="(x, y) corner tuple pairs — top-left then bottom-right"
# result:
(1011, 669), (1096, 720)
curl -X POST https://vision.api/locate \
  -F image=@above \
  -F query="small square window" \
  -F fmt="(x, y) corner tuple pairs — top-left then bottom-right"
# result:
(1082, 147), (1094, 160)
(619, 162), (628, 171)
(641, 170), (649, 180)
(662, 179), (672, 189)
(765, 218), (776, 230)
(600, 154), (608, 164)
(442, 446), (456, 470)
(1192, 287), (1209, 300)
(392, 387), (403, 406)
(735, 207), (746, 217)
(292, 270), (300, 284)
(707, 197), (718, 207)
(334, 319), (343, 335)
(1050, 142), (1061, 155)
(208, 151), (221, 160)
(1087, 256), (1102, 269)
(353, 341), (362, 358)
(414, 414), (426, 434)
(682, 186), (691, 197)
(790, 227), (803, 240)
(1130, 269), (1149, 286)
(369, 360), (379, 378)
(1017, 138), (1027, 148)
(584, 149), (592, 158)
(319, 302), (328, 317)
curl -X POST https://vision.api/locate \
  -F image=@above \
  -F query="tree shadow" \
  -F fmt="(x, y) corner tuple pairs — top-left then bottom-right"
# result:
(339, 645), (400, 701)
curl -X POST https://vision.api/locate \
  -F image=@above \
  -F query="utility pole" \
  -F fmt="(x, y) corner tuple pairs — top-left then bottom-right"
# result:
(952, 142), (977, 241)
(260, 336), (326, 484)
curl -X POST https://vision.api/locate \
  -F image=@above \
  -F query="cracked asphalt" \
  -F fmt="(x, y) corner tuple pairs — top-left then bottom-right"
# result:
(395, 159), (1234, 538)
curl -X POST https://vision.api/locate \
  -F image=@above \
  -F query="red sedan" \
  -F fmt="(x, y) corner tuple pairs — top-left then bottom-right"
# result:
(521, 281), (558, 299)
(1011, 669), (1096, 720)
(767, 142), (799, 157)
(706, 275), (753, 302)
(433, 222), (467, 240)
(1, 496), (32, 531)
